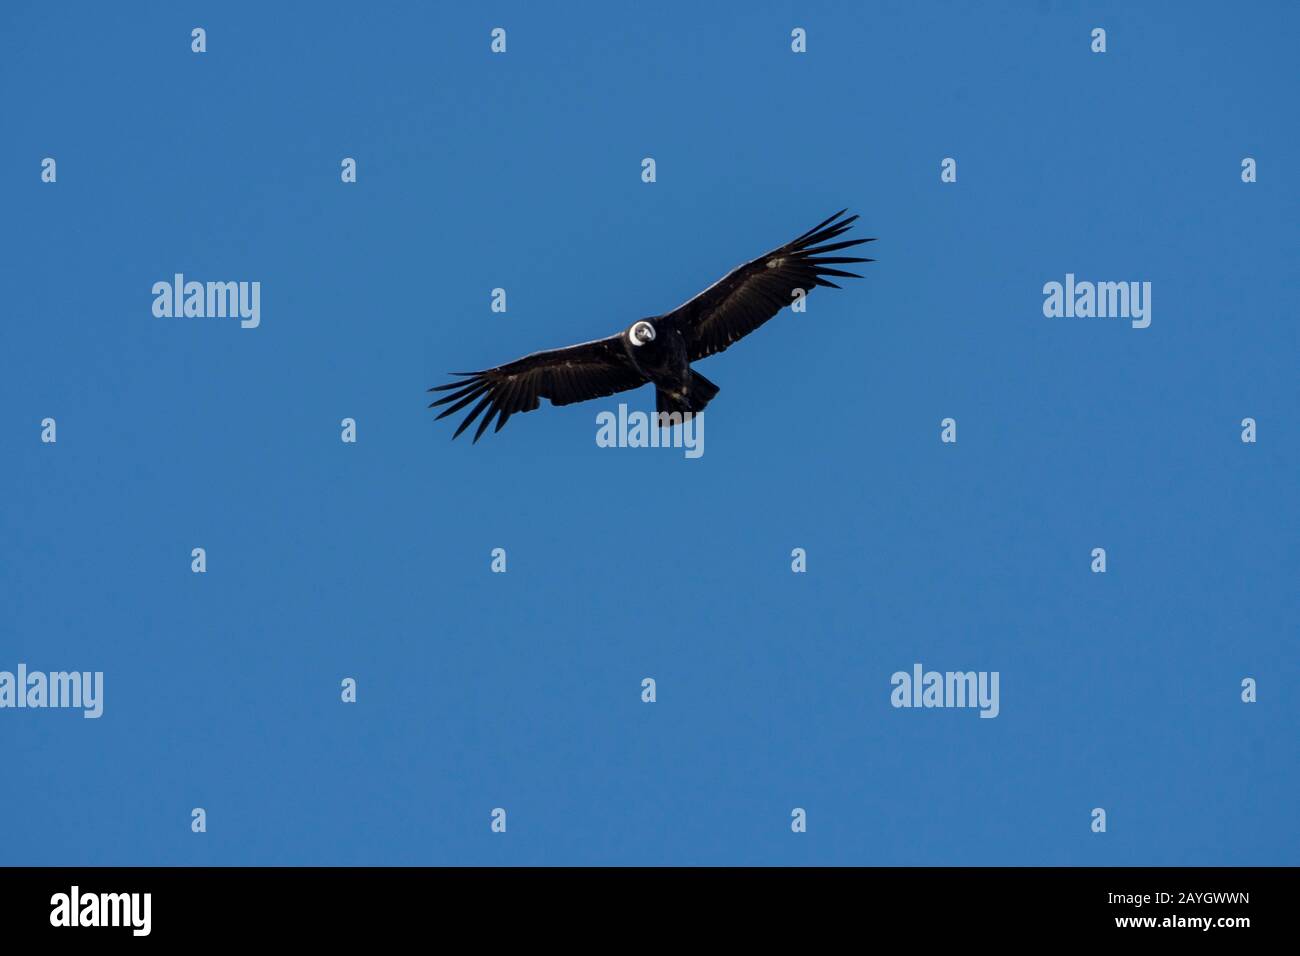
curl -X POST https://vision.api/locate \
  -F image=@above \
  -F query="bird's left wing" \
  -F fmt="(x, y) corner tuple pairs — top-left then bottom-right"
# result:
(662, 209), (874, 362)
(428, 334), (648, 441)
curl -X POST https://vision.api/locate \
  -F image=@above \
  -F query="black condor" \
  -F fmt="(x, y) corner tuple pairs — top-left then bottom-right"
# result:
(429, 209), (874, 441)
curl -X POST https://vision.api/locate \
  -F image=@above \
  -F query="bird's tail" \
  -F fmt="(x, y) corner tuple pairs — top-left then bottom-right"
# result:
(655, 370), (720, 421)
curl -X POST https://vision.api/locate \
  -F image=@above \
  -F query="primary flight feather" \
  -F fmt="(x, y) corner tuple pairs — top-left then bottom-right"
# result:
(429, 209), (874, 442)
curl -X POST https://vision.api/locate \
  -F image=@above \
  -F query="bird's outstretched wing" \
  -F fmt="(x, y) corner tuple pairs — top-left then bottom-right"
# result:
(428, 334), (648, 442)
(662, 209), (874, 361)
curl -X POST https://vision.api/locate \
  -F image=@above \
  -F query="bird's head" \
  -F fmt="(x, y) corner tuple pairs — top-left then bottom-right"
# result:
(628, 320), (656, 347)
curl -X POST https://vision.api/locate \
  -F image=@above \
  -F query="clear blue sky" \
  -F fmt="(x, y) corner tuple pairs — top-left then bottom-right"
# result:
(2, 1), (1296, 865)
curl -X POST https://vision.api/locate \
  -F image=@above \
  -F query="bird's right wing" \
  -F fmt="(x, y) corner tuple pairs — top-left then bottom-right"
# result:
(428, 334), (649, 441)
(661, 209), (874, 362)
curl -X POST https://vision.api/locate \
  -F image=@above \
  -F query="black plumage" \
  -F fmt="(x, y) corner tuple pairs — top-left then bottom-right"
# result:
(429, 209), (874, 441)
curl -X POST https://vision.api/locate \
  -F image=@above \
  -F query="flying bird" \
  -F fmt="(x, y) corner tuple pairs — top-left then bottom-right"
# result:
(429, 209), (874, 441)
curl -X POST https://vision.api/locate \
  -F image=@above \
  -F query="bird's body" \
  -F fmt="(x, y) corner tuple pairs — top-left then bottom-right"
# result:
(621, 320), (683, 386)
(430, 209), (874, 441)
(619, 320), (715, 419)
